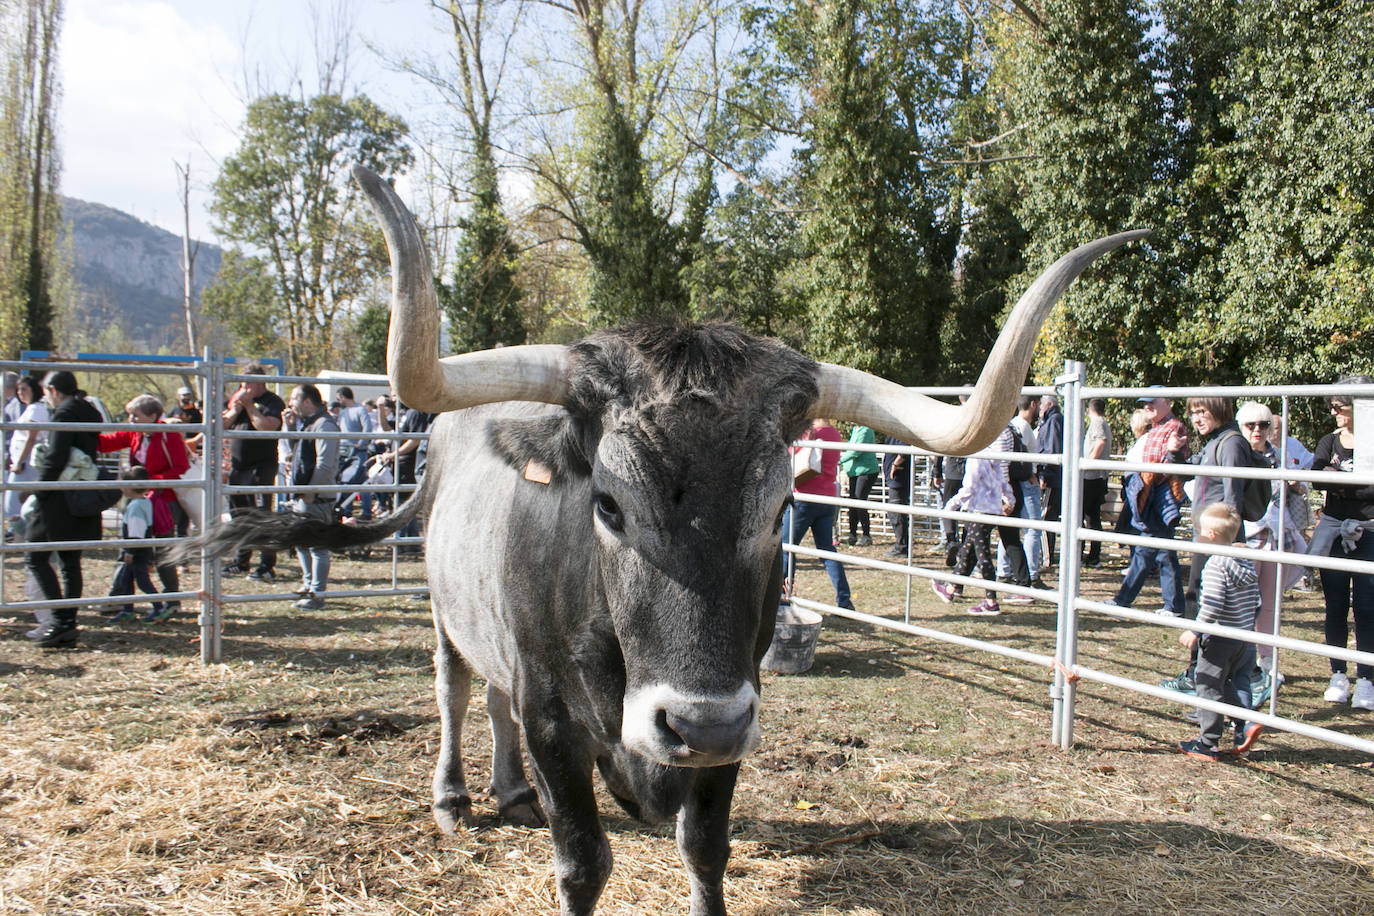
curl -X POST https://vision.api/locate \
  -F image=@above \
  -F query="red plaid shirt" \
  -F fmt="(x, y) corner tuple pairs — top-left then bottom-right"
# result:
(1138, 414), (1189, 509)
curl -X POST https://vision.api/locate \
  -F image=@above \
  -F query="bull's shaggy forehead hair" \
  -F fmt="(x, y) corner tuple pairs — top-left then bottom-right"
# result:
(567, 322), (819, 440)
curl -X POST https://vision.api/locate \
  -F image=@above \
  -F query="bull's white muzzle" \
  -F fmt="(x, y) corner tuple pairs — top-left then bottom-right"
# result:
(621, 682), (760, 767)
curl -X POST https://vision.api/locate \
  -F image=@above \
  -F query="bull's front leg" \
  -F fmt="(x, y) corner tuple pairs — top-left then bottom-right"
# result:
(522, 702), (612, 915)
(676, 764), (739, 916)
(431, 627), (477, 833)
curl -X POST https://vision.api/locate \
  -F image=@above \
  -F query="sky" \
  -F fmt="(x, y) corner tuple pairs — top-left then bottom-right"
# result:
(58, 0), (448, 243)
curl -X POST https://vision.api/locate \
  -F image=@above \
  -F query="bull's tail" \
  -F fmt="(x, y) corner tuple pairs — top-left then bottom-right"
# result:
(177, 487), (427, 563)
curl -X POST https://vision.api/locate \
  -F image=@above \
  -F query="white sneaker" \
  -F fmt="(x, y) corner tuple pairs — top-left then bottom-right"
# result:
(1352, 678), (1374, 711)
(1324, 672), (1352, 704)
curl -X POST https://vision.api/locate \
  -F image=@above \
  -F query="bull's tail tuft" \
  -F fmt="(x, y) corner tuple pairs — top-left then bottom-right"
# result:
(175, 490), (426, 564)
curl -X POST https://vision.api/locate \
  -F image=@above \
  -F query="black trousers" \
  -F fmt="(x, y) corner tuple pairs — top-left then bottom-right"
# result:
(26, 547), (83, 625)
(228, 461), (277, 569)
(1082, 477), (1109, 562)
(885, 476), (911, 547)
(847, 473), (877, 537)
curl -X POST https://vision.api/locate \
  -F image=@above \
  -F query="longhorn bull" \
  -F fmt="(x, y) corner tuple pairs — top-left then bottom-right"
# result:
(196, 165), (1145, 915)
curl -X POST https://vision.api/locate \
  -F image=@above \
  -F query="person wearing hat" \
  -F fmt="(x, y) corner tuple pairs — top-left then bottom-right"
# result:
(166, 387), (203, 426)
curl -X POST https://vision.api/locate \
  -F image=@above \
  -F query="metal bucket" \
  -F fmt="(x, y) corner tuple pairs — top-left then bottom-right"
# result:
(761, 603), (823, 674)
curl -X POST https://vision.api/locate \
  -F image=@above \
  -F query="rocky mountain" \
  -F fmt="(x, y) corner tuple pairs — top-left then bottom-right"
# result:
(61, 196), (222, 352)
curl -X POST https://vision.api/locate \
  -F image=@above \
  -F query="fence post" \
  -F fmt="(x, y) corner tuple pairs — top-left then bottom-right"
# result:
(1051, 360), (1086, 748)
(200, 353), (223, 665)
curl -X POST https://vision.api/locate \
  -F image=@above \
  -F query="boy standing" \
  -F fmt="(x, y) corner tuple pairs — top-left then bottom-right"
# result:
(1178, 503), (1263, 759)
(108, 467), (168, 622)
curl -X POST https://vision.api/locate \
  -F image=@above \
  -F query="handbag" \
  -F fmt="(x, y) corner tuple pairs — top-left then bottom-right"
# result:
(792, 444), (822, 485)
(159, 434), (204, 532)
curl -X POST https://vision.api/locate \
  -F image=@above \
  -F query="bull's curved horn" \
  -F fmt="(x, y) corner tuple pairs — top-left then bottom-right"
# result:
(811, 229), (1150, 455)
(353, 165), (571, 413)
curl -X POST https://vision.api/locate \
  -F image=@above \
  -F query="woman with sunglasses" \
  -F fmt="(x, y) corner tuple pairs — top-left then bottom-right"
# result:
(1310, 375), (1374, 711)
(1236, 401), (1310, 700)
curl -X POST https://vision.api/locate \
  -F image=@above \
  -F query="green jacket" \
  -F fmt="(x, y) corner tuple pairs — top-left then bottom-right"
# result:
(839, 425), (880, 477)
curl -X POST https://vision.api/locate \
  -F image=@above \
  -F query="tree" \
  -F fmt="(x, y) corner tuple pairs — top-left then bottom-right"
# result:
(765, 0), (961, 383)
(0, 0), (63, 356)
(994, 0), (1173, 386)
(1191, 0), (1374, 390)
(208, 92), (411, 372)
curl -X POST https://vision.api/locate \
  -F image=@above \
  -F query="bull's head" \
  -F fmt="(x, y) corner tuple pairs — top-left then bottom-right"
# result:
(353, 166), (1144, 768)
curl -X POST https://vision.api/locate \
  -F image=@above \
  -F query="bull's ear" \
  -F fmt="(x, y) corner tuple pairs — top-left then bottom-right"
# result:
(488, 415), (593, 481)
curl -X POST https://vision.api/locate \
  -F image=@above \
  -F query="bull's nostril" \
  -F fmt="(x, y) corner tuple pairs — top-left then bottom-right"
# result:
(655, 709), (688, 749)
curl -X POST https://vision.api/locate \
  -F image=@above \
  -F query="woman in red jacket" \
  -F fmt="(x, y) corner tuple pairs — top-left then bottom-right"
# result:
(99, 394), (191, 618)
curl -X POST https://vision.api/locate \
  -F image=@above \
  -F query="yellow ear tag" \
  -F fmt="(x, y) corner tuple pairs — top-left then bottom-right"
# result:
(523, 459), (553, 485)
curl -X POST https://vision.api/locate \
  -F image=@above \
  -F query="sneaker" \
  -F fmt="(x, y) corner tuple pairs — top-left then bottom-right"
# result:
(855, 535), (872, 547)
(968, 599), (1001, 616)
(109, 608), (134, 622)
(295, 584), (313, 598)
(294, 595), (325, 611)
(247, 567), (276, 583)
(221, 563), (245, 576)
(1324, 672), (1352, 704)
(1003, 592), (1034, 605)
(844, 535), (857, 546)
(1178, 738), (1219, 761)
(141, 603), (166, 622)
(153, 602), (180, 622)
(1156, 607), (1184, 617)
(1352, 678), (1374, 711)
(30, 623), (79, 648)
(1159, 672), (1196, 694)
(931, 581), (958, 604)
(1029, 578), (1051, 592)
(1233, 723), (1263, 754)
(884, 545), (909, 558)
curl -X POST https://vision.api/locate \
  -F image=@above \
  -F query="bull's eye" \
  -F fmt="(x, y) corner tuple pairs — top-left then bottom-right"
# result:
(594, 493), (624, 531)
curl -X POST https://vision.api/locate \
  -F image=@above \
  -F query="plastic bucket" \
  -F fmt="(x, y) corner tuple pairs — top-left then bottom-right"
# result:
(761, 603), (823, 674)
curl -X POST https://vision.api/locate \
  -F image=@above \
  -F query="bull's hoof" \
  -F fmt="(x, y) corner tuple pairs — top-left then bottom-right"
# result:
(433, 793), (476, 833)
(498, 788), (547, 828)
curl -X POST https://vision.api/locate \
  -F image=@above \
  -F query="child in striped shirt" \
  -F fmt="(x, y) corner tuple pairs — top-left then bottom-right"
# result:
(1178, 503), (1263, 760)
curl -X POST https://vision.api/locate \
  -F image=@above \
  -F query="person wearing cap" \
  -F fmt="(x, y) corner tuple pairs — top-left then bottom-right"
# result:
(167, 387), (203, 426)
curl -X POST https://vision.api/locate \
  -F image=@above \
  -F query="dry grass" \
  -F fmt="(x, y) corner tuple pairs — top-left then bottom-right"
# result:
(3, 540), (1373, 915)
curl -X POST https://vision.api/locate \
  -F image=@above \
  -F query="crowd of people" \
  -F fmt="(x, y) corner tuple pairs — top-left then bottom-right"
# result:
(788, 376), (1374, 750)
(8, 364), (1373, 749)
(4, 367), (433, 649)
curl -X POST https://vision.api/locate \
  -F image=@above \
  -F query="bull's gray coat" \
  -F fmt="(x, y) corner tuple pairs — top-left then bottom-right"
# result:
(196, 166), (1146, 916)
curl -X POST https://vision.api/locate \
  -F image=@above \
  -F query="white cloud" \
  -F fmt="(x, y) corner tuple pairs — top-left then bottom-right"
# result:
(59, 0), (243, 240)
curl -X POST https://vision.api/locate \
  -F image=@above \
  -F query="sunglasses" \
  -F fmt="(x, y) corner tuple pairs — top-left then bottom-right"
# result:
(1242, 421), (1271, 431)
(1331, 402), (1352, 411)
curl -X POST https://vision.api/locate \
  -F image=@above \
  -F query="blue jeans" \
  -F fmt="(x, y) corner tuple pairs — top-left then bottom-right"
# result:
(1113, 530), (1184, 615)
(1322, 529), (1374, 679)
(784, 501), (852, 608)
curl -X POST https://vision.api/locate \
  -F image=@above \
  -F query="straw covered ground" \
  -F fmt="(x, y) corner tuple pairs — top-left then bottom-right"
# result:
(2, 539), (1373, 914)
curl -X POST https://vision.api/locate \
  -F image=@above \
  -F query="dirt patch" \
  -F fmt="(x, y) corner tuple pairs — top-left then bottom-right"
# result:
(2, 543), (1372, 914)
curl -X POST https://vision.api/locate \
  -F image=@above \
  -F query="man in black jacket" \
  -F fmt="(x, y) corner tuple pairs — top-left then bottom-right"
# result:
(26, 371), (105, 647)
(1036, 396), (1064, 563)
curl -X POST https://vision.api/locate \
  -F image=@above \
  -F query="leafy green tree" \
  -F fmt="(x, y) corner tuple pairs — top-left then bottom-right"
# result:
(1197, 0), (1374, 391)
(583, 102), (689, 325)
(352, 301), (389, 374)
(437, 154), (526, 351)
(779, 0), (959, 384)
(685, 181), (806, 341)
(200, 250), (281, 359)
(208, 92), (411, 372)
(0, 0), (63, 355)
(995, 0), (1173, 386)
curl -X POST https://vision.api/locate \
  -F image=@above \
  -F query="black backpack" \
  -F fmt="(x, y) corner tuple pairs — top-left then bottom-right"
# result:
(64, 466), (122, 518)
(1008, 425), (1032, 482)
(1216, 430), (1273, 522)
